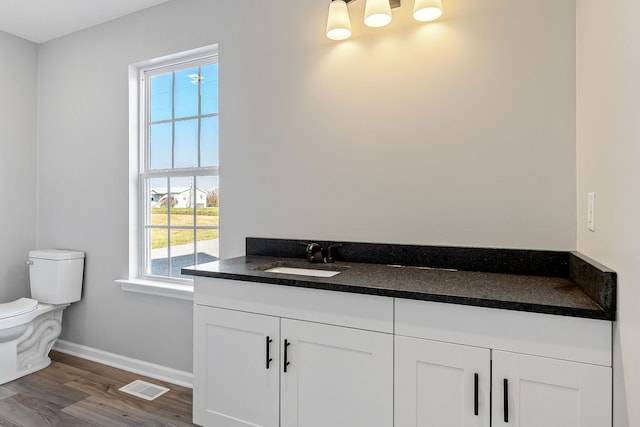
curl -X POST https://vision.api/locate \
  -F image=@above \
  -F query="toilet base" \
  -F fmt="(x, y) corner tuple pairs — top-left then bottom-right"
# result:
(0, 304), (65, 384)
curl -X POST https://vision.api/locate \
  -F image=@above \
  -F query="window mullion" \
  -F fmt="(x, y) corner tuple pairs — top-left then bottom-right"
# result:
(166, 70), (177, 278)
(167, 176), (172, 277)
(149, 113), (218, 126)
(195, 67), (203, 266)
(198, 65), (203, 168)
(140, 73), (151, 277)
(193, 176), (198, 264)
(171, 71), (176, 170)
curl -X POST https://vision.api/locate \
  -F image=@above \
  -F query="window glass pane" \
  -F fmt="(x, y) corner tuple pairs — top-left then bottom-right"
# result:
(150, 122), (172, 169)
(150, 73), (172, 122)
(148, 228), (168, 276)
(201, 63), (219, 115)
(196, 210), (219, 229)
(148, 229), (198, 278)
(169, 177), (195, 227)
(170, 229), (196, 278)
(175, 67), (199, 119)
(195, 175), (219, 261)
(174, 119), (199, 168)
(196, 176), (219, 226)
(196, 229), (219, 263)
(148, 177), (168, 226)
(201, 116), (219, 167)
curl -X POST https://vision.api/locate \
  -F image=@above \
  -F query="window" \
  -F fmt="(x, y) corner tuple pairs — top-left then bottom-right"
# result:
(132, 46), (219, 285)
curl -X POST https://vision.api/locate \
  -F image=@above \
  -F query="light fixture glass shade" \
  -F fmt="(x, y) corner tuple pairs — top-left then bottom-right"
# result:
(364, 0), (392, 28)
(326, 0), (352, 40)
(413, 0), (443, 22)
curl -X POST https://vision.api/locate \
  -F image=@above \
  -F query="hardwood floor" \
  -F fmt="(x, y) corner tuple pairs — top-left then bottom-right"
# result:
(0, 351), (196, 426)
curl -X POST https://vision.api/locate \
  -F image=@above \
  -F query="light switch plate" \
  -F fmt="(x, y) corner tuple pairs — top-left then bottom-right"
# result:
(587, 192), (595, 232)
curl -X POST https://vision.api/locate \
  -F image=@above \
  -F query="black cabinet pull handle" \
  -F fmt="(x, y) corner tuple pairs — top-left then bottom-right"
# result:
(265, 336), (273, 369)
(503, 378), (509, 423)
(283, 339), (291, 373)
(474, 373), (479, 416)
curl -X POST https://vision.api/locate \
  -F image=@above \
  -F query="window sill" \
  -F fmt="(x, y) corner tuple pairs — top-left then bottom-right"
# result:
(116, 278), (193, 301)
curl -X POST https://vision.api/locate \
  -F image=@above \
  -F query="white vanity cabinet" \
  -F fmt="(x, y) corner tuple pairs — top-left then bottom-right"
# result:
(394, 299), (612, 427)
(193, 277), (394, 427)
(194, 277), (612, 427)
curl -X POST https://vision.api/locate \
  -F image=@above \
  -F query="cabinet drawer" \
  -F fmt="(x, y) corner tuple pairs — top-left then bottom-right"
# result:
(195, 277), (394, 333)
(395, 298), (611, 366)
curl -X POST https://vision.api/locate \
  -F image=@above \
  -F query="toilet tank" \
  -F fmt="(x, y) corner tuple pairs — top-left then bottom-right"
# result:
(28, 249), (85, 304)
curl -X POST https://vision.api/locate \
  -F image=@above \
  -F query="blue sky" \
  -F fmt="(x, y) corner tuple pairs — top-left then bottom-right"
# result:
(148, 63), (219, 193)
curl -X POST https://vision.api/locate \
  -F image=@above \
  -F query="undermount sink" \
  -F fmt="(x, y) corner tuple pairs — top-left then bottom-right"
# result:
(254, 261), (349, 278)
(264, 266), (342, 277)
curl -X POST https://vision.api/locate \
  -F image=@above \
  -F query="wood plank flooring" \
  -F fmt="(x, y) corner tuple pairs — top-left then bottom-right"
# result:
(0, 351), (196, 426)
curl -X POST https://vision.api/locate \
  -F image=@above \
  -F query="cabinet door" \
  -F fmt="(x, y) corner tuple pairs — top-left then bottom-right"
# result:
(492, 351), (612, 427)
(193, 306), (280, 427)
(280, 319), (393, 427)
(395, 336), (491, 427)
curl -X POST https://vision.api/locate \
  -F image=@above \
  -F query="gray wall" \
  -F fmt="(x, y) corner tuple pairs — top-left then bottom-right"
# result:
(0, 31), (37, 302)
(36, 0), (576, 373)
(577, 1), (640, 426)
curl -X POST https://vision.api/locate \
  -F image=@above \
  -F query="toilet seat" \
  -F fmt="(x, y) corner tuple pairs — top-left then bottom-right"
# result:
(0, 298), (38, 319)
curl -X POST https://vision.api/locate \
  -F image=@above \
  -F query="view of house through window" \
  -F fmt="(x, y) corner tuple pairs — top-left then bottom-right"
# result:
(140, 53), (218, 280)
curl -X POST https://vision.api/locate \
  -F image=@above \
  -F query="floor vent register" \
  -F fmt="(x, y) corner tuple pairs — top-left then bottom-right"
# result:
(119, 380), (170, 401)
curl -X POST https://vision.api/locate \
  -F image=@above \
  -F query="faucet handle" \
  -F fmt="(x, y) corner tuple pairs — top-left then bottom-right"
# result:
(326, 244), (343, 263)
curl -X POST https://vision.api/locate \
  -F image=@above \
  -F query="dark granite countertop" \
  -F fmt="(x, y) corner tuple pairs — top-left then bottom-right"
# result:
(183, 238), (616, 321)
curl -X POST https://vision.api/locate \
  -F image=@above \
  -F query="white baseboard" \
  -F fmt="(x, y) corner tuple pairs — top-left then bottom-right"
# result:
(53, 339), (193, 388)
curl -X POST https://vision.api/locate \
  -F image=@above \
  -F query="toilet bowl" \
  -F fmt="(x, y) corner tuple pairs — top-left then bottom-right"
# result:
(0, 249), (84, 384)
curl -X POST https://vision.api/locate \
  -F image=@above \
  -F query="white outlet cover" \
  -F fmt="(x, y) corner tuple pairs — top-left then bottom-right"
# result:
(587, 192), (596, 232)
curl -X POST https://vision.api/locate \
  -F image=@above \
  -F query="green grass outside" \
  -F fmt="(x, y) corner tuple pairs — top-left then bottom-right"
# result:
(150, 207), (219, 249)
(151, 207), (219, 216)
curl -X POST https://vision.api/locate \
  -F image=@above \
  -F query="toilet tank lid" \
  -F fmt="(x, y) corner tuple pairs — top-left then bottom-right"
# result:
(29, 249), (85, 260)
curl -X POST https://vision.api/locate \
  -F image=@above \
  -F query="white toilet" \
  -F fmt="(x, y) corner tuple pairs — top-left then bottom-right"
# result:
(0, 249), (84, 384)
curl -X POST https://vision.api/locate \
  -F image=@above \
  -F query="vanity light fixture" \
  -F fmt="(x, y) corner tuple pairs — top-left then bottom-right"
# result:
(326, 0), (443, 40)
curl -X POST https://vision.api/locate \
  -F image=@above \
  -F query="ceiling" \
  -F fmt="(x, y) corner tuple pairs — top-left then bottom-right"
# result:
(0, 0), (171, 44)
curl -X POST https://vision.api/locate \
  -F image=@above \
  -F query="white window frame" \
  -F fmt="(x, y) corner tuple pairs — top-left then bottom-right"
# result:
(117, 44), (219, 300)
